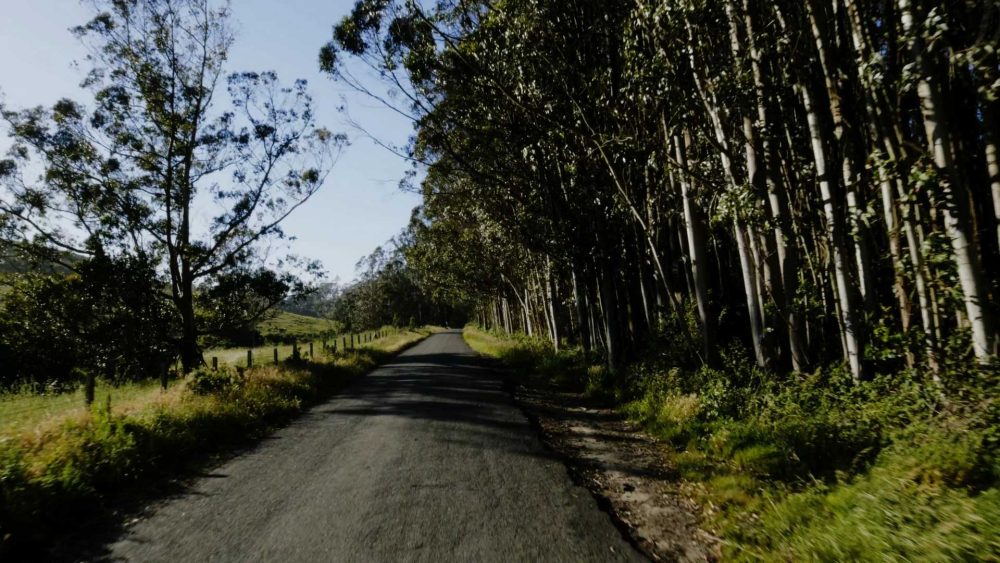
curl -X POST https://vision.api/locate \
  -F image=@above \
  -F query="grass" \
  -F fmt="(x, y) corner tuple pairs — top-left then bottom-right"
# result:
(203, 325), (399, 368)
(256, 310), (340, 341)
(464, 326), (1000, 561)
(0, 326), (410, 440)
(0, 326), (437, 555)
(0, 380), (179, 440)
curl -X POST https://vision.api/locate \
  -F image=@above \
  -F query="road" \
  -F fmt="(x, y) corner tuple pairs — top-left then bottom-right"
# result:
(109, 330), (644, 562)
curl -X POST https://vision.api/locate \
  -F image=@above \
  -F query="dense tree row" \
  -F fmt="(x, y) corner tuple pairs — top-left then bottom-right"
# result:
(325, 0), (999, 379)
(331, 231), (470, 331)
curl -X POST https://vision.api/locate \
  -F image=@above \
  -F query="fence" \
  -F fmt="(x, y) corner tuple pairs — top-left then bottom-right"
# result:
(203, 327), (402, 369)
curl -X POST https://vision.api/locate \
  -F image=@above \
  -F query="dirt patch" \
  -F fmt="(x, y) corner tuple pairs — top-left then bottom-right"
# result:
(516, 385), (720, 562)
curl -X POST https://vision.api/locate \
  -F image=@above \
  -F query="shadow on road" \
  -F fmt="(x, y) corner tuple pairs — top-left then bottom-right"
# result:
(316, 350), (561, 462)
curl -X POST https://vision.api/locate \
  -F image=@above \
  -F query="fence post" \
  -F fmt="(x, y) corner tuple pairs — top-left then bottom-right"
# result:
(247, 349), (253, 368)
(212, 356), (218, 370)
(309, 342), (314, 358)
(160, 361), (169, 391)
(274, 348), (279, 364)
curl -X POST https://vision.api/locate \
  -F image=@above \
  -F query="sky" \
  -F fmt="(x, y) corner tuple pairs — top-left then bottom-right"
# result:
(0, 0), (421, 283)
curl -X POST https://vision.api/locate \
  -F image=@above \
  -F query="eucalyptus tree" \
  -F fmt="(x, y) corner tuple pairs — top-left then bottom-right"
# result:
(324, 0), (999, 382)
(1, 0), (341, 371)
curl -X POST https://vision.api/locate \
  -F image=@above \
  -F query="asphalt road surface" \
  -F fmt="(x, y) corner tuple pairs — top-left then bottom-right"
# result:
(109, 330), (644, 562)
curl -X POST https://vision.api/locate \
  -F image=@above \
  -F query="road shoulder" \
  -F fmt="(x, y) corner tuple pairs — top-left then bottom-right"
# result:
(514, 385), (721, 562)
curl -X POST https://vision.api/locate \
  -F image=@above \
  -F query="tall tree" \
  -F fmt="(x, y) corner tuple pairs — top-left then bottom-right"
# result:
(1, 0), (342, 371)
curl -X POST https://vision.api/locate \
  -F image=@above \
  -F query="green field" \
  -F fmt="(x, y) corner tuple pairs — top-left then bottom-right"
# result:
(256, 311), (340, 340)
(0, 379), (181, 439)
(204, 325), (399, 368)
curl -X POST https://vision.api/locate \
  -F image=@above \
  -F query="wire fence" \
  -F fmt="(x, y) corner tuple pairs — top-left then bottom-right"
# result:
(1, 326), (407, 436)
(202, 326), (401, 368)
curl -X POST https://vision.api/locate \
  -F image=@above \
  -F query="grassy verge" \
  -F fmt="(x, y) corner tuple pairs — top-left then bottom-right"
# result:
(0, 327), (437, 555)
(464, 326), (1000, 561)
(1, 379), (178, 440)
(203, 325), (409, 367)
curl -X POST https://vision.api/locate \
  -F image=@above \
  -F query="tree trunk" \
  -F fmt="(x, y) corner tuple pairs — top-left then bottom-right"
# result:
(899, 0), (994, 361)
(674, 132), (715, 364)
(799, 82), (865, 380)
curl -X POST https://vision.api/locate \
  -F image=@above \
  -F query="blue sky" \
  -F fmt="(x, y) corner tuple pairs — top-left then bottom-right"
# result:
(0, 0), (421, 283)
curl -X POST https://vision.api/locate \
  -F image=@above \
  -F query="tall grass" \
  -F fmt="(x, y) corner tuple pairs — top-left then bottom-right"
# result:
(0, 327), (435, 556)
(1, 379), (177, 440)
(464, 326), (1000, 561)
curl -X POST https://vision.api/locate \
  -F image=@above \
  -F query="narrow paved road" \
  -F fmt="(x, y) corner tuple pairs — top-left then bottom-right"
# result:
(109, 330), (644, 562)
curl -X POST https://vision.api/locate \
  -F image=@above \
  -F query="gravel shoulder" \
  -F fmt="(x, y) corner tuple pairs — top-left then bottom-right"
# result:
(514, 386), (721, 562)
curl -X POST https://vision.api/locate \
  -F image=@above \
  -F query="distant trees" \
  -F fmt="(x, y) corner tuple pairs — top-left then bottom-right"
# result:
(280, 281), (342, 319)
(331, 230), (469, 331)
(1, 0), (341, 375)
(324, 0), (999, 379)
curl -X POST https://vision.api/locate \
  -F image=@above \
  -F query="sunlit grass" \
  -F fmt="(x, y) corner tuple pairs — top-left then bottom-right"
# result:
(256, 310), (339, 340)
(467, 326), (1000, 562)
(0, 380), (179, 441)
(0, 326), (437, 555)
(203, 325), (418, 367)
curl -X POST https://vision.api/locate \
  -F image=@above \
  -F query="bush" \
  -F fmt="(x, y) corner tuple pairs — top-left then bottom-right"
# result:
(189, 365), (246, 396)
(0, 252), (175, 390)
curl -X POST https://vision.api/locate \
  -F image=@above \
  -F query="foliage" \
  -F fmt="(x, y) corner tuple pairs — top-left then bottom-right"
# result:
(323, 0), (1000, 382)
(467, 326), (1000, 561)
(330, 231), (469, 331)
(188, 365), (245, 396)
(0, 251), (174, 390)
(1, 0), (342, 372)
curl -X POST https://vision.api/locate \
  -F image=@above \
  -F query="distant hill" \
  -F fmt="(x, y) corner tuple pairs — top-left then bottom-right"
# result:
(256, 311), (340, 341)
(0, 252), (78, 275)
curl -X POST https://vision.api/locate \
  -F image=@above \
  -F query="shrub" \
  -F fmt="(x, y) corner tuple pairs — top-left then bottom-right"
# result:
(189, 365), (245, 396)
(0, 252), (174, 390)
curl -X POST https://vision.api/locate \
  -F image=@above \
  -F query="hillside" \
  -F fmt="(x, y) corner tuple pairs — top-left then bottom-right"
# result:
(256, 311), (340, 341)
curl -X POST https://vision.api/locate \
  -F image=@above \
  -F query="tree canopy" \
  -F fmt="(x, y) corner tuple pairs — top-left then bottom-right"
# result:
(324, 0), (1000, 381)
(0, 0), (343, 377)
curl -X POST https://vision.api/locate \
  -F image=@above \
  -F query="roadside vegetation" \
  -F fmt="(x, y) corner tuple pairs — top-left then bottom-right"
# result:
(325, 0), (1000, 559)
(466, 326), (999, 560)
(0, 327), (436, 555)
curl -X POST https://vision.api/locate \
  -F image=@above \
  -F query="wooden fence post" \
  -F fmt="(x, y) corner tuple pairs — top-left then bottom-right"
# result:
(247, 349), (253, 368)
(309, 342), (314, 358)
(84, 371), (95, 406)
(212, 356), (218, 370)
(274, 348), (279, 364)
